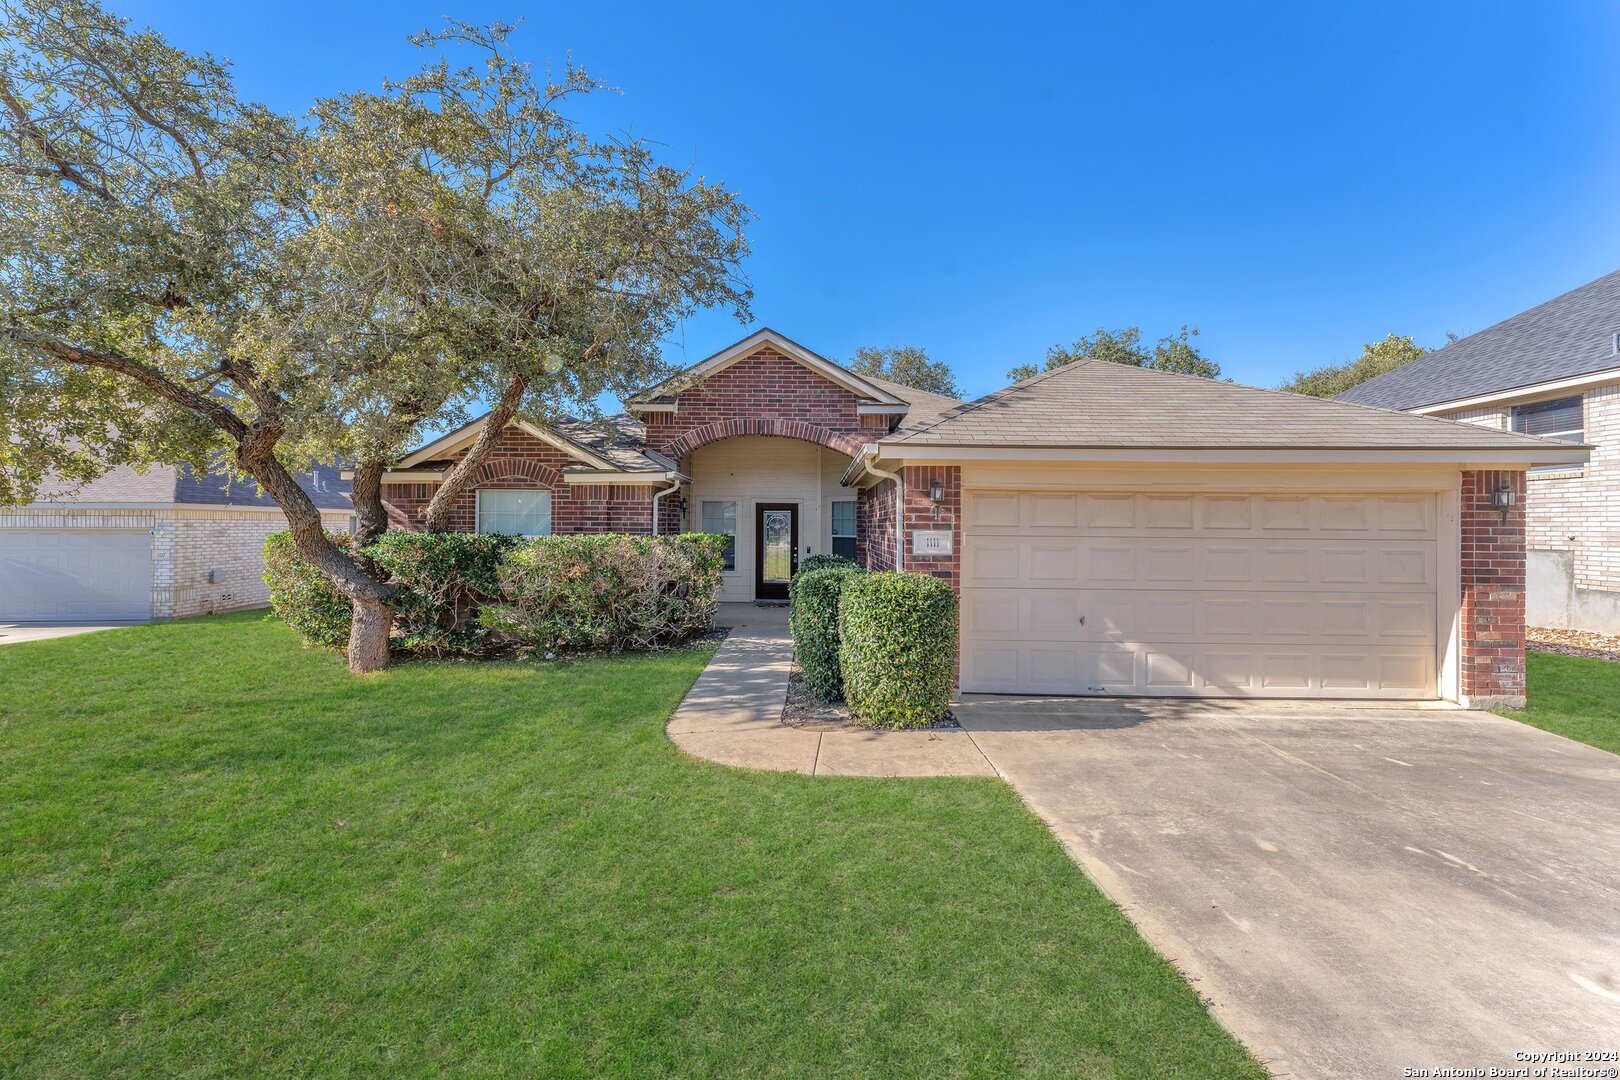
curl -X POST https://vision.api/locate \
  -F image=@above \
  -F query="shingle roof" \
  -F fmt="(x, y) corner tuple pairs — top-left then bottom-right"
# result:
(31, 461), (351, 509)
(548, 414), (665, 471)
(859, 374), (964, 432)
(1337, 269), (1620, 410)
(883, 359), (1581, 452)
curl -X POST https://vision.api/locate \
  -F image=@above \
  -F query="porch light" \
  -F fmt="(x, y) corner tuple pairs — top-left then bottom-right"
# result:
(1491, 483), (1516, 524)
(928, 478), (945, 504)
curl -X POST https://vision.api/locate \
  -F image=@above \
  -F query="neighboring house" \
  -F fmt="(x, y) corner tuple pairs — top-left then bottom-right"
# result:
(381, 328), (1581, 709)
(1337, 270), (1619, 634)
(0, 463), (351, 623)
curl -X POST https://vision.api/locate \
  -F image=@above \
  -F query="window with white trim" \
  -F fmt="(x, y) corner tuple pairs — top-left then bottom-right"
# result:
(475, 489), (552, 536)
(701, 500), (737, 570)
(831, 500), (857, 560)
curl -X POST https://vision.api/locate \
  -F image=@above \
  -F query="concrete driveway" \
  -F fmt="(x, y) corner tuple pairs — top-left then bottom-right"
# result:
(957, 696), (1620, 1080)
(0, 622), (130, 646)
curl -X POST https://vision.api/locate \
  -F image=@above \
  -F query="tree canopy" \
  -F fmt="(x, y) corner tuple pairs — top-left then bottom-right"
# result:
(847, 344), (962, 397)
(0, 0), (751, 670)
(1279, 334), (1429, 398)
(1007, 325), (1221, 383)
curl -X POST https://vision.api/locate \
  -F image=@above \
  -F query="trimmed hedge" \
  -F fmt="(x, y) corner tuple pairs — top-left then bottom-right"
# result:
(788, 564), (864, 701)
(263, 531), (353, 649)
(838, 571), (957, 729)
(482, 533), (728, 651)
(796, 552), (856, 577)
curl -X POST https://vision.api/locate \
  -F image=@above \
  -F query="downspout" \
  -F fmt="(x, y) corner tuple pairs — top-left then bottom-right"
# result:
(651, 473), (682, 536)
(859, 449), (904, 572)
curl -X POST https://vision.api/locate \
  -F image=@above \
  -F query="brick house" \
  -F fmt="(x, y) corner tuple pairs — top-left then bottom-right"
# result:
(1339, 269), (1619, 635)
(380, 328), (1581, 709)
(0, 464), (352, 622)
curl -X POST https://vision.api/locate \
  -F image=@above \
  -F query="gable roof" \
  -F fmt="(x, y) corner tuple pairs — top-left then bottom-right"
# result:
(396, 413), (670, 474)
(30, 462), (350, 510)
(624, 328), (907, 408)
(882, 359), (1587, 455)
(1337, 269), (1620, 411)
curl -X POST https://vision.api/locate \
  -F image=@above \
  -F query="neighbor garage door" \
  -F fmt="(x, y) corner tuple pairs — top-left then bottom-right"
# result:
(0, 530), (152, 622)
(960, 490), (1438, 699)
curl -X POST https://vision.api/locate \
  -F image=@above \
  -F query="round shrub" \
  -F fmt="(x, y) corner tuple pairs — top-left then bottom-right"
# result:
(262, 530), (352, 649)
(838, 571), (957, 729)
(788, 564), (864, 701)
(797, 552), (856, 577)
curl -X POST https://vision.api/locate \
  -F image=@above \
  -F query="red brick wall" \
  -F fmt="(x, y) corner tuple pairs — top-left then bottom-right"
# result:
(858, 478), (897, 571)
(382, 428), (661, 534)
(1460, 469), (1527, 705)
(901, 465), (961, 589)
(642, 348), (877, 458)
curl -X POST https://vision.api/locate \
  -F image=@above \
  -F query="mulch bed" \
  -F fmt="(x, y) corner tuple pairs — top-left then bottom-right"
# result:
(781, 663), (960, 730)
(1527, 626), (1620, 663)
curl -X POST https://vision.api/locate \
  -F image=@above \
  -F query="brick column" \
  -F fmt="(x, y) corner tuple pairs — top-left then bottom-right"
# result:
(900, 465), (961, 587)
(1460, 469), (1527, 709)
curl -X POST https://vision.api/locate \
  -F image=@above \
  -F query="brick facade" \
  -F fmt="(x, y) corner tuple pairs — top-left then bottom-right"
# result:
(858, 478), (897, 571)
(899, 465), (961, 589)
(642, 348), (884, 461)
(381, 428), (663, 535)
(1459, 469), (1527, 707)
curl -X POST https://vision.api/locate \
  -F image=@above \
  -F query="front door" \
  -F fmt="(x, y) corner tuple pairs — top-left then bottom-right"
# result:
(754, 503), (798, 600)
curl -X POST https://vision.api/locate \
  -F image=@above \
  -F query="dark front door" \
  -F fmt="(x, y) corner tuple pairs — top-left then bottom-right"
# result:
(754, 503), (798, 601)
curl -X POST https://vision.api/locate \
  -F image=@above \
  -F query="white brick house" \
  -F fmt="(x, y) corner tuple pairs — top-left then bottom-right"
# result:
(1340, 270), (1620, 633)
(0, 464), (351, 622)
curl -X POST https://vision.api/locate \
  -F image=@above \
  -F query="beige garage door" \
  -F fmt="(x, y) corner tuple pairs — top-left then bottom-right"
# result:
(960, 490), (1438, 699)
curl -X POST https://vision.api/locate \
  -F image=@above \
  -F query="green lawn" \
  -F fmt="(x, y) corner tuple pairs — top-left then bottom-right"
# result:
(1500, 650), (1620, 755)
(0, 613), (1260, 1079)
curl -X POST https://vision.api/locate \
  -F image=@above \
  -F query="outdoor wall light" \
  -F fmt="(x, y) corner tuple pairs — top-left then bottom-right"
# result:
(928, 478), (945, 504)
(1491, 483), (1516, 524)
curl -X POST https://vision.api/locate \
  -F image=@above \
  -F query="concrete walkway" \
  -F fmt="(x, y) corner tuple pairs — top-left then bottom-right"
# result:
(667, 604), (994, 777)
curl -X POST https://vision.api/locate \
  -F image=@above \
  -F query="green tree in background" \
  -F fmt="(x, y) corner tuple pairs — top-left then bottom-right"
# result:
(1006, 325), (1221, 383)
(1279, 334), (1429, 398)
(848, 345), (962, 397)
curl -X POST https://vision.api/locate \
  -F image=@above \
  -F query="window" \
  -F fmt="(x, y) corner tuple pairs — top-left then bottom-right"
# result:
(1512, 395), (1584, 474)
(831, 500), (857, 560)
(476, 489), (552, 536)
(701, 500), (737, 570)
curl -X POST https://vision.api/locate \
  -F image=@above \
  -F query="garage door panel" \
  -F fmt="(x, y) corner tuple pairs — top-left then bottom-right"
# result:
(966, 535), (1434, 592)
(967, 492), (1437, 540)
(961, 488), (1440, 700)
(0, 530), (151, 622)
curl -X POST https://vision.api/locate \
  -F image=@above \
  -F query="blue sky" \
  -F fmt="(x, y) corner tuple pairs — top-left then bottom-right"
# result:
(124, 0), (1620, 401)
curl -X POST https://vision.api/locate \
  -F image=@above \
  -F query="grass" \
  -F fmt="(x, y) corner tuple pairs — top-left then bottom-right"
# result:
(0, 612), (1261, 1079)
(1499, 650), (1620, 755)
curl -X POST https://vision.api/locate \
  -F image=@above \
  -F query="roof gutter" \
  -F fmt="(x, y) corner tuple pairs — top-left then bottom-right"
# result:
(1407, 367), (1620, 415)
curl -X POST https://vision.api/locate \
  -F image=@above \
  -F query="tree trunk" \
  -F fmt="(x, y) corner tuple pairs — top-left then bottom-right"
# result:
(347, 597), (394, 674)
(350, 460), (391, 547)
(421, 373), (529, 532)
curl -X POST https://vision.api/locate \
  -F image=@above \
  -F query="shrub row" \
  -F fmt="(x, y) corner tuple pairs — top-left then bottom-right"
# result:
(263, 531), (728, 658)
(787, 561), (957, 730)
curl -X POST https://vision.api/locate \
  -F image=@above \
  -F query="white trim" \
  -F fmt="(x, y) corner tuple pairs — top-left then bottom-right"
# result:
(856, 403), (910, 415)
(1437, 485), (1462, 704)
(624, 328), (906, 408)
(350, 468), (446, 482)
(1412, 368), (1620, 415)
(872, 445), (1589, 466)
(634, 402), (677, 413)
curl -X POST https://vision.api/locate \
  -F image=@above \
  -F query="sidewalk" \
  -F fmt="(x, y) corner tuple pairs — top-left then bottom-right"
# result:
(667, 603), (995, 777)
